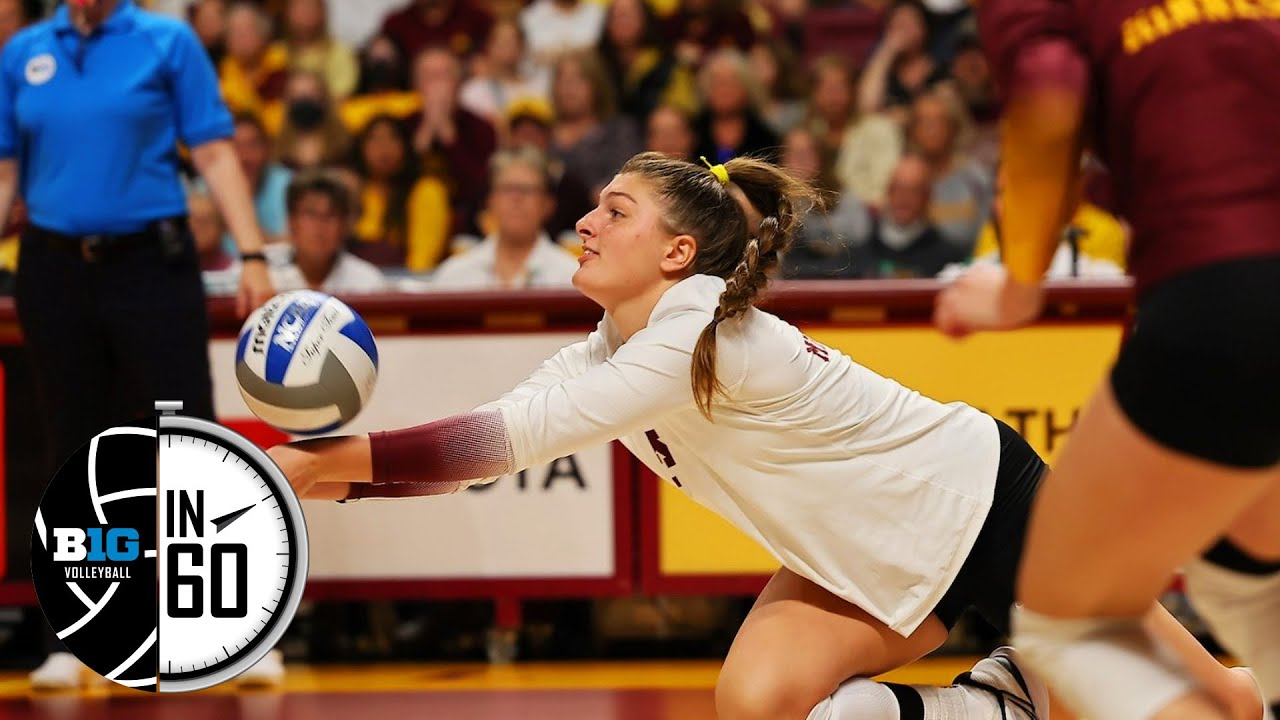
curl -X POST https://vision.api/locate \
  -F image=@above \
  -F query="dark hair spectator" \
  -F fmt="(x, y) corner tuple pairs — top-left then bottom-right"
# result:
(857, 0), (947, 117)
(349, 114), (452, 271)
(748, 38), (806, 135)
(596, 0), (698, 120)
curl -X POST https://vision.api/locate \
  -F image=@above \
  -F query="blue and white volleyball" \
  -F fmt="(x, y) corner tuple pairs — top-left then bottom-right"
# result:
(235, 290), (379, 435)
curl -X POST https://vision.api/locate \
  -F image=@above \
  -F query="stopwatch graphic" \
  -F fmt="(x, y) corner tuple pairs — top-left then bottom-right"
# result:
(31, 401), (309, 693)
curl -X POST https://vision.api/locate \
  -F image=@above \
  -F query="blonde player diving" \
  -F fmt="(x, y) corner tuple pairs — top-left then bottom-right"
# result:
(267, 153), (1265, 720)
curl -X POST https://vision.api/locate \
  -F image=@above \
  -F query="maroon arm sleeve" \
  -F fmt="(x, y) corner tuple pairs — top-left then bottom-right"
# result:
(344, 410), (516, 500)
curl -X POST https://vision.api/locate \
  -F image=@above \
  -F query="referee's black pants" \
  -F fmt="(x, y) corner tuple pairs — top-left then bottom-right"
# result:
(14, 229), (216, 655)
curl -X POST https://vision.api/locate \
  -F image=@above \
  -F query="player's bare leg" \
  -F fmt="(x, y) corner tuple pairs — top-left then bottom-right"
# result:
(1012, 383), (1275, 720)
(717, 568), (1047, 720)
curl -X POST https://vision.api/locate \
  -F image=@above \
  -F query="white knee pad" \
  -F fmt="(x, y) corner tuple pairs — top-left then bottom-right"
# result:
(1184, 558), (1280, 704)
(1011, 605), (1198, 720)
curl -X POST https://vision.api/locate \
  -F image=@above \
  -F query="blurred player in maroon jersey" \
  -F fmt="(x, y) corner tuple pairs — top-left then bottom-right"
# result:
(934, 1), (1280, 719)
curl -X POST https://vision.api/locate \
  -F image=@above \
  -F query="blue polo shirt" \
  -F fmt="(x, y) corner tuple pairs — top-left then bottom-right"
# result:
(0, 0), (233, 235)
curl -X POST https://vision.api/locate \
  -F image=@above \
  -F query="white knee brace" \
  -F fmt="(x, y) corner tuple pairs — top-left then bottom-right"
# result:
(1011, 605), (1198, 720)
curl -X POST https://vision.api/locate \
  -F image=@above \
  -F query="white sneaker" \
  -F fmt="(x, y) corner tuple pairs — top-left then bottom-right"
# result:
(29, 652), (88, 691)
(236, 649), (285, 687)
(955, 646), (1052, 720)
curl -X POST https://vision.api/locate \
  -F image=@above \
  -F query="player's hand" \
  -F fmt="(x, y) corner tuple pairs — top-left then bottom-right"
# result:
(268, 442), (324, 499)
(267, 436), (373, 500)
(933, 263), (1045, 338)
(237, 260), (275, 318)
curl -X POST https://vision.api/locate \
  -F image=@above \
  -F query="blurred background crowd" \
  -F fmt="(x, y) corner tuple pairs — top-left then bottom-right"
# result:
(0, 0), (1132, 297)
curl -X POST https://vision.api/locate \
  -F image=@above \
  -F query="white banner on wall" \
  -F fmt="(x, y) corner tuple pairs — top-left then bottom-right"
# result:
(208, 333), (617, 581)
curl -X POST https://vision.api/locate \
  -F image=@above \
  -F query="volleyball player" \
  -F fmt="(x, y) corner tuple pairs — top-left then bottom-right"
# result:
(270, 153), (1263, 720)
(931, 1), (1280, 718)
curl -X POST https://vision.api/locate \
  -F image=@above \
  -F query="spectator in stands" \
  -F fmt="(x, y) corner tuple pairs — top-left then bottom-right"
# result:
(549, 50), (642, 199)
(691, 49), (779, 165)
(596, 0), (697, 120)
(350, 115), (451, 271)
(355, 35), (410, 94)
(504, 98), (593, 247)
(278, 0), (359, 100)
(856, 0), (947, 118)
(459, 20), (549, 128)
(947, 33), (998, 169)
(189, 190), (240, 295)
(433, 147), (579, 289)
(646, 104), (695, 162)
(519, 0), (605, 71)
(274, 69), (352, 170)
(273, 171), (389, 292)
(229, 113), (292, 248)
(406, 46), (498, 236)
(907, 87), (990, 252)
(219, 2), (289, 115)
(804, 54), (857, 154)
(665, 0), (755, 67)
(748, 38), (805, 135)
(378, 0), (493, 63)
(779, 126), (871, 279)
(186, 0), (225, 66)
(861, 154), (962, 278)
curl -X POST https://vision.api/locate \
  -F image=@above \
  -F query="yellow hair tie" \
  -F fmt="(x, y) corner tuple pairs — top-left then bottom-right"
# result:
(700, 156), (730, 186)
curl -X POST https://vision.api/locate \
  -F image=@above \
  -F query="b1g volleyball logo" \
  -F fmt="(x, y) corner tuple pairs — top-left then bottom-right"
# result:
(31, 423), (160, 690)
(31, 406), (309, 693)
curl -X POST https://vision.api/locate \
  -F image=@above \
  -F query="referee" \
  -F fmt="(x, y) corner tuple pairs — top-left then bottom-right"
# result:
(0, 0), (273, 688)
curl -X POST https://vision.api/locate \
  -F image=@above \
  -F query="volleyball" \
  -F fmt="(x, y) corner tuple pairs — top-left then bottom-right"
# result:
(235, 290), (379, 436)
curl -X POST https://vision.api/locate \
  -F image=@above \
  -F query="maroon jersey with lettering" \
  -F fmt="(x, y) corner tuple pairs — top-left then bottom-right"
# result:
(979, 0), (1280, 295)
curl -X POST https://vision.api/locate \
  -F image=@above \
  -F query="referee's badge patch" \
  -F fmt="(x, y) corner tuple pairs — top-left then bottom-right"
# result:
(25, 53), (55, 86)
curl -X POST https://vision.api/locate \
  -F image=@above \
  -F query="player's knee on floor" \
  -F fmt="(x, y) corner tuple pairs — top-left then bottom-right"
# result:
(1011, 606), (1198, 720)
(715, 665), (834, 720)
(1185, 541), (1280, 706)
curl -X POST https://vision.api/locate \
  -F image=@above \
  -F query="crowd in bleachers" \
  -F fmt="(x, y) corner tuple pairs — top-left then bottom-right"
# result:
(0, 0), (1132, 293)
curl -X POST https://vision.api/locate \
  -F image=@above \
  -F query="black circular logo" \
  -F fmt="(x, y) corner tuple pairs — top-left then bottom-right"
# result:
(30, 421), (159, 691)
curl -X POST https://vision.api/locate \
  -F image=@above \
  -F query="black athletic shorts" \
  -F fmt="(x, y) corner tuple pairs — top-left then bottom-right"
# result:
(1110, 255), (1280, 469)
(932, 418), (1046, 636)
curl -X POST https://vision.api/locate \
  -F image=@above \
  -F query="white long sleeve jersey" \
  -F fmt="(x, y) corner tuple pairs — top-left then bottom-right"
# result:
(479, 274), (1000, 636)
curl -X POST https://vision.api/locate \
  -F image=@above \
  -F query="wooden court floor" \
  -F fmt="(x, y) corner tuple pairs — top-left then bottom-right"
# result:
(0, 659), (1078, 719)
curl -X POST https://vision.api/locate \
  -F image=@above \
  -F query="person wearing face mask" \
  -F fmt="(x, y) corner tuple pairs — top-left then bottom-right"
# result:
(273, 69), (351, 171)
